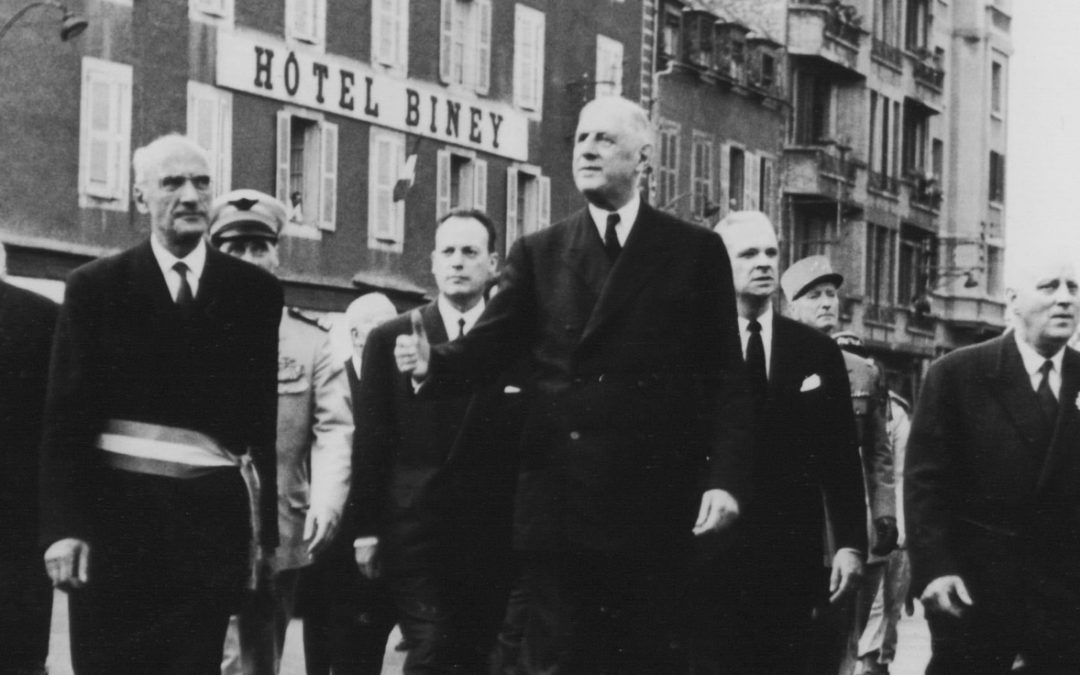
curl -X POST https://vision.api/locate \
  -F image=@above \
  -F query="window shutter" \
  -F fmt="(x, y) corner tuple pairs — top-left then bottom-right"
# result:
(513, 9), (529, 108)
(369, 132), (394, 243)
(276, 111), (292, 205)
(319, 121), (338, 230)
(439, 0), (454, 83)
(473, 158), (488, 210)
(186, 83), (231, 196)
(216, 93), (232, 194)
(475, 0), (492, 94)
(316, 0), (327, 45)
(539, 175), (550, 229)
(718, 141), (730, 215)
(760, 156), (774, 218)
(436, 149), (451, 219)
(745, 151), (759, 211)
(81, 60), (131, 203)
(505, 167), (519, 249)
(397, 0), (410, 71)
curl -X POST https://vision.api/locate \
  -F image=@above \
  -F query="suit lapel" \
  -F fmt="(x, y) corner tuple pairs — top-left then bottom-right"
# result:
(581, 204), (672, 344)
(558, 209), (612, 302)
(1036, 347), (1080, 492)
(990, 336), (1049, 456)
(423, 302), (450, 347)
(128, 240), (178, 319)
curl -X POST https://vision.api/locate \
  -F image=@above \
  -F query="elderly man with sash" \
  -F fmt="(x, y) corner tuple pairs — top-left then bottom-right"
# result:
(40, 134), (282, 674)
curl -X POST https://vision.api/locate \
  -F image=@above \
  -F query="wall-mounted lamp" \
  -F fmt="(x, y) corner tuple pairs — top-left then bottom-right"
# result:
(0, 2), (88, 45)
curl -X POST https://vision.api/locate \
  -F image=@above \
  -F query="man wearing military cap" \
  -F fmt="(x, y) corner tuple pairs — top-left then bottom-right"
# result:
(781, 255), (899, 674)
(210, 189), (353, 675)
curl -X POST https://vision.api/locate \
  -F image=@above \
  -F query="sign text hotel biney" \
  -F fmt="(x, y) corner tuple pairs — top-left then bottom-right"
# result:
(216, 30), (530, 162)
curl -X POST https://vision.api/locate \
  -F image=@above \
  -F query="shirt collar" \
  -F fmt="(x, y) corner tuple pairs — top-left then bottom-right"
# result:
(437, 295), (486, 338)
(150, 235), (207, 283)
(1014, 330), (1066, 378)
(588, 193), (641, 246)
(737, 306), (774, 336)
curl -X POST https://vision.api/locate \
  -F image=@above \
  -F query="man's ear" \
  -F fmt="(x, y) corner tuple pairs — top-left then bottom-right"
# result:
(133, 185), (149, 215)
(638, 143), (653, 171)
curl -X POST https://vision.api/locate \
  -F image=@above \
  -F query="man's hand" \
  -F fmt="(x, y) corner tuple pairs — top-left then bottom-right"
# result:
(44, 538), (91, 591)
(354, 537), (380, 579)
(693, 489), (740, 536)
(828, 549), (864, 604)
(920, 575), (973, 618)
(304, 507), (341, 557)
(394, 310), (431, 380)
(871, 516), (899, 556)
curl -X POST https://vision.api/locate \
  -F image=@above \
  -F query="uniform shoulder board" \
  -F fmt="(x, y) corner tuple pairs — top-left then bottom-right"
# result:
(288, 307), (331, 332)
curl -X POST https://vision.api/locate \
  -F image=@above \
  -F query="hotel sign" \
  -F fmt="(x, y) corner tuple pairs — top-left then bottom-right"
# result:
(216, 31), (529, 161)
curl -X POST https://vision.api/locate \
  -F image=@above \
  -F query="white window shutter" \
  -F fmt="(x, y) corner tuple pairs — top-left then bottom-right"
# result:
(505, 167), (519, 248)
(369, 131), (395, 243)
(276, 111), (292, 205)
(316, 0), (327, 45)
(718, 141), (730, 215)
(81, 59), (131, 204)
(439, 0), (453, 84)
(473, 158), (488, 211)
(397, 0), (410, 71)
(216, 93), (232, 194)
(475, 0), (492, 94)
(513, 9), (529, 108)
(538, 175), (551, 229)
(319, 120), (338, 230)
(745, 151), (760, 211)
(436, 149), (451, 219)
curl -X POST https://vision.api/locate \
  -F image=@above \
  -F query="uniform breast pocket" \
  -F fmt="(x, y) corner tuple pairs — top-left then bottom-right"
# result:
(277, 356), (311, 395)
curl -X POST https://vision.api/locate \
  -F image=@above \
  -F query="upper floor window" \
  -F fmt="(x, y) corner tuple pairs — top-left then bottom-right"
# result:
(595, 35), (624, 97)
(437, 148), (488, 219)
(658, 2), (682, 70)
(505, 165), (551, 251)
(186, 82), (233, 198)
(513, 4), (545, 111)
(440, 0), (492, 94)
(286, 0), (326, 49)
(368, 128), (407, 252)
(79, 57), (132, 211)
(276, 109), (337, 234)
(792, 70), (832, 144)
(656, 120), (680, 211)
(989, 151), (1006, 204)
(904, 0), (931, 52)
(189, 0), (233, 25)
(372, 0), (409, 74)
(726, 145), (745, 211)
(758, 154), (776, 221)
(991, 59), (1006, 118)
(691, 132), (714, 219)
(865, 223), (897, 309)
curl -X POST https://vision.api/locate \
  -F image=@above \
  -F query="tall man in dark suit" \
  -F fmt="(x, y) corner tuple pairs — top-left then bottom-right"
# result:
(40, 135), (282, 674)
(0, 257), (58, 675)
(907, 254), (1080, 673)
(689, 211), (865, 673)
(353, 209), (522, 673)
(394, 96), (752, 674)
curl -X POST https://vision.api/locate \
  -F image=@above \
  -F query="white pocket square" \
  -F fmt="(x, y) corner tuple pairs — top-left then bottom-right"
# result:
(800, 374), (822, 392)
(503, 385), (522, 394)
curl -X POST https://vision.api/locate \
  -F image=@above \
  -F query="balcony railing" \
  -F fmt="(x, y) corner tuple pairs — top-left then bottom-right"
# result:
(824, 10), (862, 45)
(820, 152), (858, 182)
(907, 309), (935, 333)
(868, 170), (900, 195)
(911, 186), (943, 211)
(864, 303), (896, 325)
(871, 38), (903, 68)
(913, 60), (945, 89)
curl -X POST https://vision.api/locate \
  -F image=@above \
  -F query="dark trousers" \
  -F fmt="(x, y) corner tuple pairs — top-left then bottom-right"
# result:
(521, 551), (686, 675)
(0, 549), (52, 674)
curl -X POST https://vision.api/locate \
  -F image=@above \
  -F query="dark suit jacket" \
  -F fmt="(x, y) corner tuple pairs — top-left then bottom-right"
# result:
(731, 316), (865, 600)
(906, 334), (1080, 597)
(0, 281), (58, 557)
(424, 204), (752, 555)
(353, 302), (526, 573)
(39, 241), (282, 589)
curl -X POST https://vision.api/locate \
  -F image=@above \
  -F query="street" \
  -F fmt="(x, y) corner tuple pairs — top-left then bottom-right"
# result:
(47, 590), (929, 674)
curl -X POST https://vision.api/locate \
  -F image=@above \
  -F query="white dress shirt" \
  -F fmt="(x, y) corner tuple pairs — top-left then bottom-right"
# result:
(1014, 331), (1065, 399)
(437, 295), (485, 340)
(150, 236), (207, 302)
(737, 307), (774, 379)
(587, 193), (641, 248)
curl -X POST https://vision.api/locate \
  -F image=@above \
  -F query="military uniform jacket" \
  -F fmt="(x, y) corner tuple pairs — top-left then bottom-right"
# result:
(274, 308), (353, 570)
(423, 204), (753, 556)
(39, 241), (282, 555)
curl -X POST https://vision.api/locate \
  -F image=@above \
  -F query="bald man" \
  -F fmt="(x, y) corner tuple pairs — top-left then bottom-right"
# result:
(907, 254), (1080, 672)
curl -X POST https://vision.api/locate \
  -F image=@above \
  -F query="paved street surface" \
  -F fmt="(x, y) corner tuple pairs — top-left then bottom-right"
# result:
(48, 590), (929, 674)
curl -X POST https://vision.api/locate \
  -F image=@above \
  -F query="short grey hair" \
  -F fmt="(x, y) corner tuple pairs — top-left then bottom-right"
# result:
(132, 134), (210, 187)
(713, 210), (777, 236)
(345, 292), (397, 330)
(579, 96), (654, 149)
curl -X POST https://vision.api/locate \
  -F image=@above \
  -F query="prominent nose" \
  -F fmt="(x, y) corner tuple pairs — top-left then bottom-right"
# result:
(1053, 282), (1077, 304)
(577, 135), (598, 158)
(178, 177), (200, 204)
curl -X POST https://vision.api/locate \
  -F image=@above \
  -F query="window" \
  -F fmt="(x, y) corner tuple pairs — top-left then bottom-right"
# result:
(902, 102), (930, 175)
(691, 132), (714, 219)
(595, 35), (624, 97)
(79, 57), (132, 211)
(505, 165), (551, 250)
(865, 223), (897, 309)
(189, 0), (233, 25)
(276, 110), (338, 233)
(436, 148), (488, 219)
(286, 0), (326, 47)
(991, 59), (1005, 117)
(793, 71), (832, 144)
(898, 225), (935, 305)
(684, 11), (714, 69)
(874, 0), (898, 46)
(758, 155), (776, 220)
(372, 0), (409, 73)
(869, 91), (901, 190)
(186, 82), (232, 198)
(658, 2), (682, 70)
(440, 0), (492, 94)
(728, 145), (745, 211)
(368, 128), (406, 252)
(905, 0), (930, 52)
(513, 5), (545, 111)
(656, 120), (680, 211)
(986, 245), (1005, 298)
(792, 211), (839, 260)
(989, 151), (1006, 203)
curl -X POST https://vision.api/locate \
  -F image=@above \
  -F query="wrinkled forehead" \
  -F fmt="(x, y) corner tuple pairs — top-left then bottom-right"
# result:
(576, 99), (646, 140)
(146, 142), (211, 181)
(1009, 258), (1078, 291)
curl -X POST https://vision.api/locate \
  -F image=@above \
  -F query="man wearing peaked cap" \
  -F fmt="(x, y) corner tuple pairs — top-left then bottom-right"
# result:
(781, 255), (899, 674)
(210, 190), (354, 675)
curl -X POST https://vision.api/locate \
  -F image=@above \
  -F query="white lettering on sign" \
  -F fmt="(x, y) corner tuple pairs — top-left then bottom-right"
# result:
(216, 30), (528, 161)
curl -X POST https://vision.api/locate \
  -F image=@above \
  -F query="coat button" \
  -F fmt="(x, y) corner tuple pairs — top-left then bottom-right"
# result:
(570, 431), (581, 441)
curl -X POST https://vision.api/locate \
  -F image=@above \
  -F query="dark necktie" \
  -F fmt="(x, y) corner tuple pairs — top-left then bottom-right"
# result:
(457, 317), (466, 339)
(1037, 359), (1058, 424)
(174, 261), (193, 308)
(746, 319), (767, 398)
(604, 213), (621, 261)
